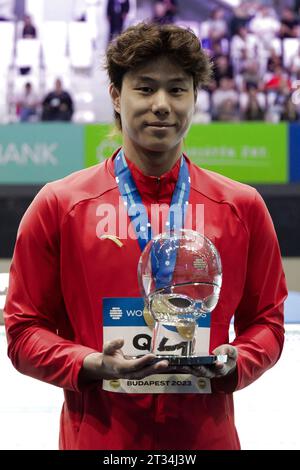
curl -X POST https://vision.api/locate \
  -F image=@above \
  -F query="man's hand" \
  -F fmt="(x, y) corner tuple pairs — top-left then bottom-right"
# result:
(80, 338), (169, 383)
(167, 344), (238, 378)
(190, 344), (238, 378)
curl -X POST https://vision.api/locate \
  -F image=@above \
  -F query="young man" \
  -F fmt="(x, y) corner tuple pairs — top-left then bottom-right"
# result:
(4, 23), (287, 450)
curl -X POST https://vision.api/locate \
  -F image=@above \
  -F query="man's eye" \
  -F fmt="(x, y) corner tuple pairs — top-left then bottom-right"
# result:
(171, 88), (185, 93)
(136, 87), (153, 93)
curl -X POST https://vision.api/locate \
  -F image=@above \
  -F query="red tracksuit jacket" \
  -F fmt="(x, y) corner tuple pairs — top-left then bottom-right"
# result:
(4, 151), (287, 449)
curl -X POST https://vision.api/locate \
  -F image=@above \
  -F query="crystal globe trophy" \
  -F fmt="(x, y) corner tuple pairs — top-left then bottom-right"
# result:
(138, 229), (222, 365)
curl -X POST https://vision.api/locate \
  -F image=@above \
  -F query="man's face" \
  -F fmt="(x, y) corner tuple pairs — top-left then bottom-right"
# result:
(110, 56), (196, 153)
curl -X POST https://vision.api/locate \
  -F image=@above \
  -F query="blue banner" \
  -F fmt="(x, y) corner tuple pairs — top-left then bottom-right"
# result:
(289, 123), (300, 182)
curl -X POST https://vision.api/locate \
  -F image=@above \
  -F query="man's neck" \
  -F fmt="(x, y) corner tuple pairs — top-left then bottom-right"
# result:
(122, 139), (182, 177)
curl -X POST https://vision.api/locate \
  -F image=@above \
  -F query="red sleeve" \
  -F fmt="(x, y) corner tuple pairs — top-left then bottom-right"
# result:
(213, 190), (287, 393)
(4, 185), (96, 392)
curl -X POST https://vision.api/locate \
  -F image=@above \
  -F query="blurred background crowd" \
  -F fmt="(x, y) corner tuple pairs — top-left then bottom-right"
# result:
(0, 0), (299, 124)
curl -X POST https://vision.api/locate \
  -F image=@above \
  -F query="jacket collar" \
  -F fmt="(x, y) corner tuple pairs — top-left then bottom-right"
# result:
(107, 148), (183, 201)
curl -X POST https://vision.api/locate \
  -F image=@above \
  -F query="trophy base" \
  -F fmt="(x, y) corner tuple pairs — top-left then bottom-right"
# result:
(153, 355), (219, 366)
(131, 354), (228, 365)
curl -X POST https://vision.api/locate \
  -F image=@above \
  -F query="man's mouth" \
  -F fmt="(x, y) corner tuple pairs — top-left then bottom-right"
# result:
(146, 122), (175, 128)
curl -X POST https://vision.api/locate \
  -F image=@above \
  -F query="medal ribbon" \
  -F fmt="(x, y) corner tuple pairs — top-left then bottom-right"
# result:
(114, 148), (190, 288)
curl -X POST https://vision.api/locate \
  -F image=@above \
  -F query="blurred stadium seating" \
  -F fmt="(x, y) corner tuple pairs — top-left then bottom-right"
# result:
(0, 0), (299, 124)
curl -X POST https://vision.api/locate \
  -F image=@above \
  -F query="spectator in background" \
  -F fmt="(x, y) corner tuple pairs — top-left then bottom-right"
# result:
(265, 72), (292, 122)
(217, 98), (240, 122)
(240, 83), (265, 121)
(152, 0), (178, 25)
(279, 7), (300, 38)
(280, 93), (300, 121)
(22, 14), (37, 38)
(107, 0), (129, 43)
(266, 50), (283, 74)
(41, 79), (74, 122)
(230, 26), (259, 73)
(212, 77), (239, 120)
(200, 8), (228, 55)
(239, 59), (261, 89)
(206, 8), (228, 42)
(16, 82), (39, 122)
(264, 64), (291, 91)
(213, 54), (234, 87)
(249, 5), (280, 49)
(229, 1), (254, 36)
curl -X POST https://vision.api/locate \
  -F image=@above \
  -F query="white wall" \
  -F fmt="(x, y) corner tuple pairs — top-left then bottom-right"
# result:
(43, 0), (74, 21)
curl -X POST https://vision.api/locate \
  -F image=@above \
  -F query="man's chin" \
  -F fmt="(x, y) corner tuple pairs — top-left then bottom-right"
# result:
(141, 141), (176, 154)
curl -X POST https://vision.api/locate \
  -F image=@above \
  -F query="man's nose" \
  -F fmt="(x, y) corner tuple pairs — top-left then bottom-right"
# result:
(151, 90), (171, 115)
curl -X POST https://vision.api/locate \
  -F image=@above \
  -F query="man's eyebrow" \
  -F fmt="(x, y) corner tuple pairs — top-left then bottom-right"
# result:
(134, 75), (189, 84)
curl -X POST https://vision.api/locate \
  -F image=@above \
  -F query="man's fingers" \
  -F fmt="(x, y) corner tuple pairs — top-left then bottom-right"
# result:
(124, 359), (169, 379)
(103, 338), (124, 355)
(228, 347), (238, 360)
(185, 345), (238, 378)
(120, 355), (168, 375)
(213, 344), (238, 361)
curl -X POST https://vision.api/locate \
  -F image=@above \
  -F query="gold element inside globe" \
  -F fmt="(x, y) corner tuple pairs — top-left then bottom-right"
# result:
(176, 322), (196, 340)
(149, 293), (198, 341)
(143, 306), (155, 329)
(150, 295), (179, 322)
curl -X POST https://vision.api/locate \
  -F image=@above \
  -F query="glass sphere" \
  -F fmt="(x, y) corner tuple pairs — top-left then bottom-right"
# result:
(138, 229), (222, 325)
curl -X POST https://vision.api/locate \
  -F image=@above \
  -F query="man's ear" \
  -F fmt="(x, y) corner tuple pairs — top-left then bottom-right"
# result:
(109, 83), (121, 114)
